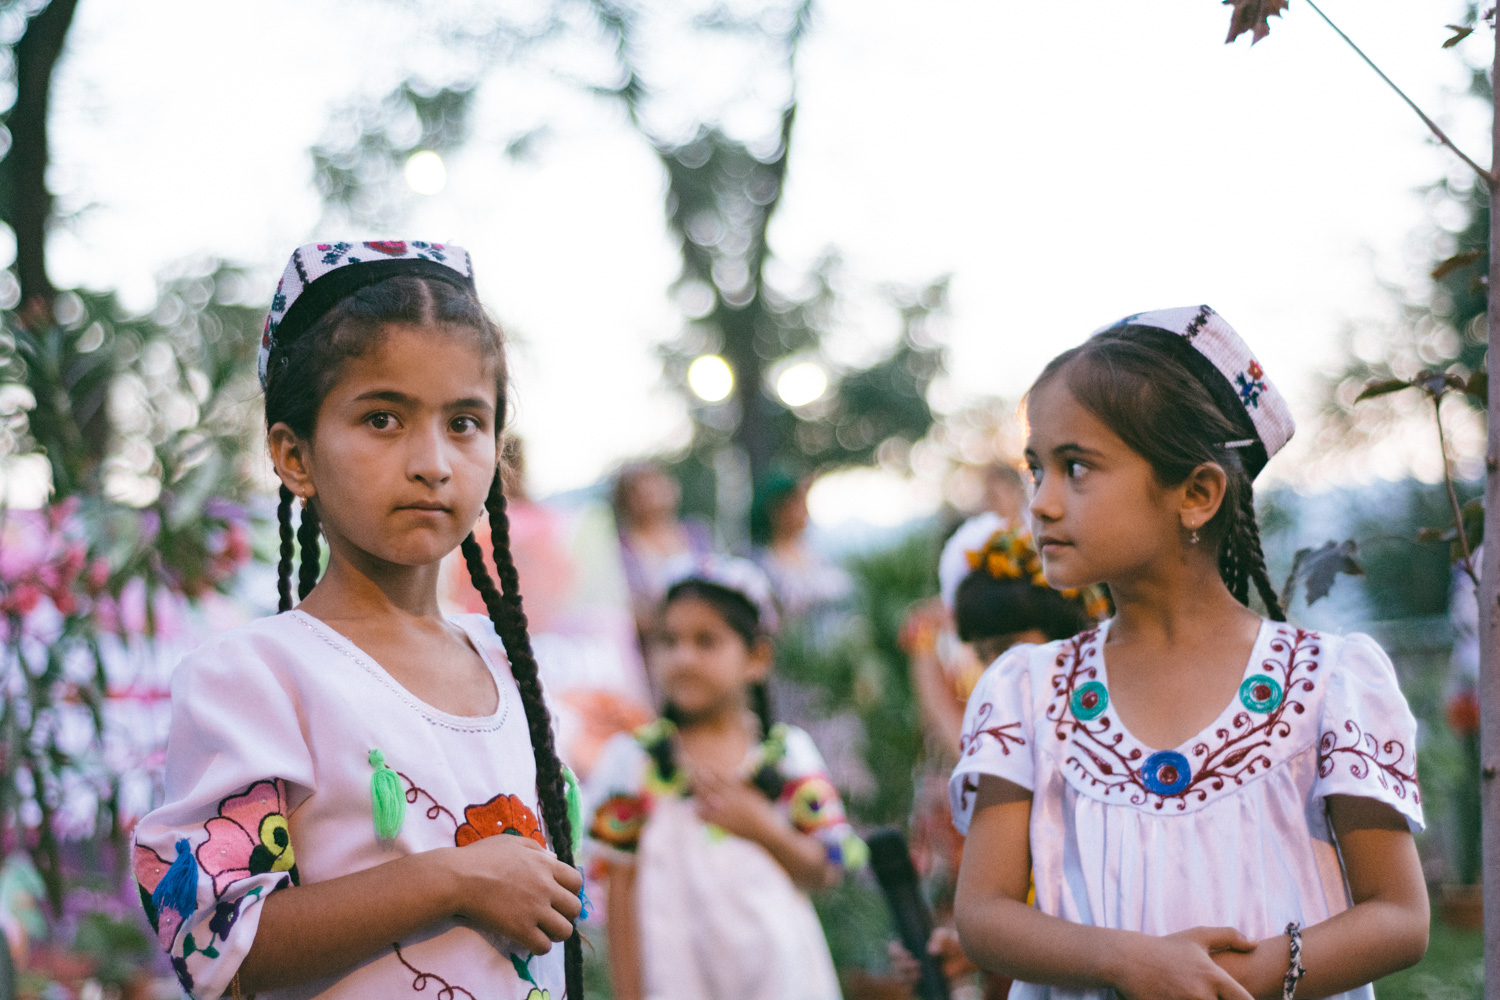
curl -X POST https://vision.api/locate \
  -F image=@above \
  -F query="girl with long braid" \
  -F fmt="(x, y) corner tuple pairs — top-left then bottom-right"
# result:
(952, 307), (1429, 1000)
(132, 242), (584, 1000)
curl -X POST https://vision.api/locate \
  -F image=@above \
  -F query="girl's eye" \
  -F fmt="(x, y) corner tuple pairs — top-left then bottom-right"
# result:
(1065, 460), (1088, 479)
(367, 412), (397, 430)
(1025, 464), (1041, 485)
(451, 415), (481, 434)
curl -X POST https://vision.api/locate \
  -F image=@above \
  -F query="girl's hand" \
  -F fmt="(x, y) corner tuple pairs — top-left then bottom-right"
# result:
(693, 767), (781, 842)
(441, 836), (583, 954)
(1111, 927), (1257, 1000)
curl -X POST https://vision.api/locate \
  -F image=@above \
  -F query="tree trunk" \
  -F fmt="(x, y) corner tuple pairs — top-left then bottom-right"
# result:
(7, 0), (80, 322)
(1482, 26), (1500, 999)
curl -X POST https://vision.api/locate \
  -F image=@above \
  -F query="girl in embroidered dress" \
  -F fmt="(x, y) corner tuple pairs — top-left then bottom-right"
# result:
(131, 243), (584, 1000)
(586, 557), (864, 1000)
(952, 306), (1428, 1000)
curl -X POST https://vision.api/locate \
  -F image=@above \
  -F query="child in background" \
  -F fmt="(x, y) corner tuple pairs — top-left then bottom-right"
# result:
(901, 526), (1101, 999)
(588, 558), (864, 1000)
(954, 307), (1428, 1000)
(132, 243), (583, 1000)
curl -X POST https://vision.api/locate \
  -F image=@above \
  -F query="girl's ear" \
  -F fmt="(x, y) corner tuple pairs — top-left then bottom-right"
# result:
(1179, 461), (1228, 536)
(268, 422), (316, 500)
(744, 636), (774, 683)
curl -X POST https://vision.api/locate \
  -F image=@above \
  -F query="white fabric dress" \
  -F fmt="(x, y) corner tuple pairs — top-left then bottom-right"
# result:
(949, 620), (1423, 1000)
(586, 724), (855, 1000)
(132, 611), (566, 1000)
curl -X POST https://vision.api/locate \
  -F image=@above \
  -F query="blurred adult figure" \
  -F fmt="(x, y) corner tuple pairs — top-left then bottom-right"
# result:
(613, 461), (714, 645)
(750, 472), (852, 624)
(980, 462), (1027, 525)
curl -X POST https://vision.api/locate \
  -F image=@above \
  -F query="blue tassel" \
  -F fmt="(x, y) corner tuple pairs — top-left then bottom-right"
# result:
(151, 838), (200, 921)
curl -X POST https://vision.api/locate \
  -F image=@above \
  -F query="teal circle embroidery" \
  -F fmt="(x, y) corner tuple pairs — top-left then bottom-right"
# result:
(1071, 681), (1108, 721)
(1238, 674), (1283, 714)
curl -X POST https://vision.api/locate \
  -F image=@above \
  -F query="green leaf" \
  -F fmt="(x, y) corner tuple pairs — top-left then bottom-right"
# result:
(1465, 370), (1488, 406)
(1288, 540), (1364, 607)
(1354, 378), (1413, 403)
(1443, 24), (1475, 48)
(1431, 248), (1483, 280)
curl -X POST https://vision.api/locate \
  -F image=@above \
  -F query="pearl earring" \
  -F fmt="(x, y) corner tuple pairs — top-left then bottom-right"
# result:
(1190, 528), (1200, 545)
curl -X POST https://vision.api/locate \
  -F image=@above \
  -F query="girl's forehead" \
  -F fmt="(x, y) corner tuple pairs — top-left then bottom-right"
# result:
(331, 324), (500, 399)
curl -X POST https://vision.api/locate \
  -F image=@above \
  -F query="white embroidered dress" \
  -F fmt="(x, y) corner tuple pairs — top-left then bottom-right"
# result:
(949, 620), (1423, 1000)
(586, 725), (849, 1000)
(132, 611), (566, 1000)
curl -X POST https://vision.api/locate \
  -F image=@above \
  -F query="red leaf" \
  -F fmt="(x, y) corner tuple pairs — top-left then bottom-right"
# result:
(1223, 0), (1290, 44)
(1431, 249), (1484, 281)
(1443, 25), (1475, 48)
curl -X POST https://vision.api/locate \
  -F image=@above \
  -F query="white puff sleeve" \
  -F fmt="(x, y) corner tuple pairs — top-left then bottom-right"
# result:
(1314, 633), (1425, 833)
(948, 646), (1036, 835)
(774, 725), (867, 870)
(584, 730), (651, 862)
(131, 629), (316, 1000)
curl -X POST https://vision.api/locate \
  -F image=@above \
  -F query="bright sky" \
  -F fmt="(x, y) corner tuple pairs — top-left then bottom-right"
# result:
(37, 0), (1483, 524)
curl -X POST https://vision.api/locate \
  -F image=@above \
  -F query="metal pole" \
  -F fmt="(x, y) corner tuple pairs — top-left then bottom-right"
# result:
(1481, 25), (1500, 998)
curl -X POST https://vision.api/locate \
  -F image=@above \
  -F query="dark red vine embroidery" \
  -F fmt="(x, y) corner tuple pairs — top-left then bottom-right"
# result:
(1049, 626), (1322, 810)
(1318, 721), (1420, 804)
(392, 942), (478, 1000)
(397, 772), (458, 829)
(960, 702), (1026, 758)
(958, 775), (980, 813)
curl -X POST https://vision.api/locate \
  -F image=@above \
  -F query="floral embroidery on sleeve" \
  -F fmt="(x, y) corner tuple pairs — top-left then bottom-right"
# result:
(1317, 721), (1420, 804)
(197, 779), (300, 893)
(590, 795), (647, 850)
(959, 702), (1026, 758)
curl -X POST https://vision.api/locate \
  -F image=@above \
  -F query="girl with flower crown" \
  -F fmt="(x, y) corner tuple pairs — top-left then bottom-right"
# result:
(131, 243), (583, 1000)
(952, 308), (1428, 1000)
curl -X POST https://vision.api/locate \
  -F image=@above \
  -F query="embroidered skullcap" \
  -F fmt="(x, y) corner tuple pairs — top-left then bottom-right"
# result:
(938, 512), (1005, 611)
(1093, 305), (1294, 480)
(259, 240), (475, 388)
(667, 555), (780, 636)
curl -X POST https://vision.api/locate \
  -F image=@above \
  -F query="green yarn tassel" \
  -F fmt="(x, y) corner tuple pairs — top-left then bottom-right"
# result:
(369, 749), (406, 841)
(562, 764), (584, 843)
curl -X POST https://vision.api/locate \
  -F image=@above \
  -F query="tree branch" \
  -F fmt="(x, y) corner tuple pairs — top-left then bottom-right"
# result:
(1304, 0), (1494, 186)
(1433, 391), (1482, 589)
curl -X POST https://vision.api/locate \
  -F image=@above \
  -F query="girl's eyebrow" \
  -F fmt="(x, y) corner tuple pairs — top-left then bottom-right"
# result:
(1053, 443), (1104, 459)
(350, 389), (495, 413)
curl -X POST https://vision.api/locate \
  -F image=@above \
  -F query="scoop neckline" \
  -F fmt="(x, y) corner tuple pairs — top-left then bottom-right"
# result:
(287, 610), (510, 731)
(1089, 617), (1273, 757)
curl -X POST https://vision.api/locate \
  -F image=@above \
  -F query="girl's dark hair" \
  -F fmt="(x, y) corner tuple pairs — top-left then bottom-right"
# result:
(264, 274), (583, 997)
(953, 573), (1092, 644)
(654, 579), (782, 798)
(1031, 329), (1284, 621)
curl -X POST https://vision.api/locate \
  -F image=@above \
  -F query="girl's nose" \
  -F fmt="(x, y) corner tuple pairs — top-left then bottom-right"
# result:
(408, 423), (453, 486)
(1029, 474), (1061, 524)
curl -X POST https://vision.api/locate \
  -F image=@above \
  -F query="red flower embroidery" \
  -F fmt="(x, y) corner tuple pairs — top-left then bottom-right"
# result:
(590, 795), (647, 849)
(960, 701), (1027, 758)
(133, 844), (184, 949)
(365, 241), (408, 256)
(454, 793), (547, 848)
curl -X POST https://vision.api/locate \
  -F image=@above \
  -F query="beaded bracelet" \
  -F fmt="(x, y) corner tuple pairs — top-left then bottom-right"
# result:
(1282, 921), (1306, 1000)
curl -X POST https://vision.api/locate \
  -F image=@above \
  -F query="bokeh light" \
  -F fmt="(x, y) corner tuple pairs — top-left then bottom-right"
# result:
(404, 150), (448, 195)
(775, 361), (827, 408)
(687, 354), (734, 402)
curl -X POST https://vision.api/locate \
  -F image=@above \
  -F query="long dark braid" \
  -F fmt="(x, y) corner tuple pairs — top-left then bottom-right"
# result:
(1217, 476), (1248, 605)
(277, 485), (296, 612)
(462, 473), (582, 999)
(297, 502), (322, 601)
(1233, 486), (1285, 622)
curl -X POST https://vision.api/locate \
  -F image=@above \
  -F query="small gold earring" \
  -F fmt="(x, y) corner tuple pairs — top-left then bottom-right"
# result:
(1190, 529), (1200, 544)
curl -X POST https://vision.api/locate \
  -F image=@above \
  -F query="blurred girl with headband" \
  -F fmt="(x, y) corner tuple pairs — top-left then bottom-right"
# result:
(952, 307), (1428, 1000)
(587, 557), (864, 1000)
(132, 242), (584, 1000)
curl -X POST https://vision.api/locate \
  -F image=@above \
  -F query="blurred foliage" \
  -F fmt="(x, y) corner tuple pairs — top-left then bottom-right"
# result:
(313, 82), (477, 229)
(1375, 911), (1483, 999)
(777, 526), (938, 826)
(306, 1), (949, 531)
(1351, 480), (1480, 621)
(0, 263), (264, 905)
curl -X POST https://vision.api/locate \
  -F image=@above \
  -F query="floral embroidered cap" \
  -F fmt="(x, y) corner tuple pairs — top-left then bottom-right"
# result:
(1094, 304), (1294, 479)
(258, 240), (474, 388)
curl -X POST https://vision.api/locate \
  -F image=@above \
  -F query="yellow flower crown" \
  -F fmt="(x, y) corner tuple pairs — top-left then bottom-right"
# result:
(964, 528), (1111, 620)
